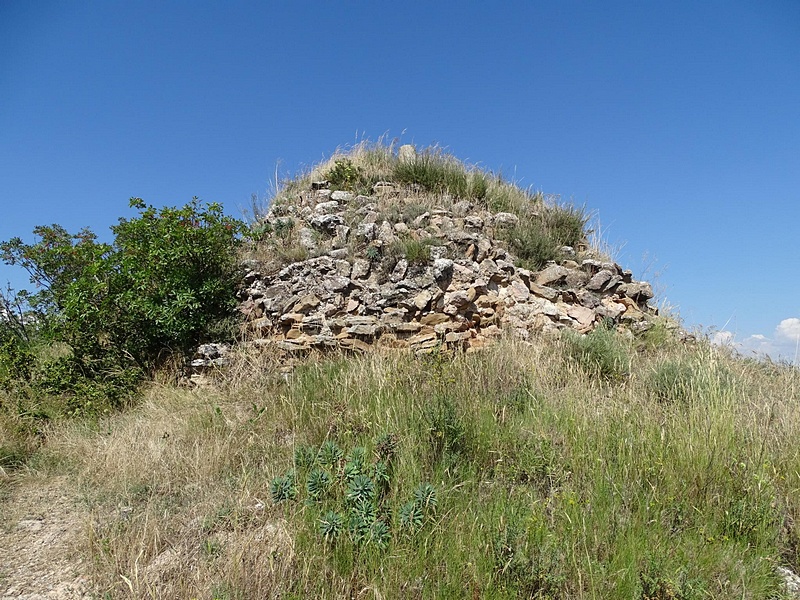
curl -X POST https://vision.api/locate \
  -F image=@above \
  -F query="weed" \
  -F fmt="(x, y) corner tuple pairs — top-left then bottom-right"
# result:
(564, 323), (630, 381)
(649, 360), (696, 404)
(498, 221), (559, 270)
(542, 203), (587, 248)
(639, 557), (705, 600)
(425, 393), (468, 464)
(270, 471), (297, 503)
(387, 237), (438, 266)
(318, 440), (343, 467)
(319, 511), (344, 542)
(491, 511), (566, 596)
(392, 148), (470, 198)
(306, 468), (332, 502)
(326, 158), (365, 192)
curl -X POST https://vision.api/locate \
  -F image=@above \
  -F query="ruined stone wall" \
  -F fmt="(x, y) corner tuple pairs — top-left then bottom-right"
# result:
(234, 180), (657, 355)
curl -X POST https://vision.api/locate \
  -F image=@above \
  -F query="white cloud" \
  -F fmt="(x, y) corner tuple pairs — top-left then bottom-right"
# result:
(710, 330), (735, 346)
(776, 318), (800, 343)
(710, 318), (800, 365)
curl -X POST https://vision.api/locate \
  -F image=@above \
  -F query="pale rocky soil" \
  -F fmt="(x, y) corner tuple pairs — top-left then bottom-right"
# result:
(0, 475), (92, 600)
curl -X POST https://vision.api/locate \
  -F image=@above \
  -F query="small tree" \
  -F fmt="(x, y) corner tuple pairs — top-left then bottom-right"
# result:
(110, 198), (245, 371)
(0, 198), (245, 411)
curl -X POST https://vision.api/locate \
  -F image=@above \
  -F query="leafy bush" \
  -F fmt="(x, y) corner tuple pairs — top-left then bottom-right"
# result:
(0, 198), (245, 413)
(326, 158), (367, 192)
(112, 199), (245, 364)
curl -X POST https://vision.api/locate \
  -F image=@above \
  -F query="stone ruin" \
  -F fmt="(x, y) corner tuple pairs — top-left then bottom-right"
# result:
(232, 162), (659, 356)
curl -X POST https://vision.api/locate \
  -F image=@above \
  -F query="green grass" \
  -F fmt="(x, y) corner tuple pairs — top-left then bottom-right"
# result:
(3, 331), (796, 598)
(2, 141), (797, 598)
(246, 141), (591, 275)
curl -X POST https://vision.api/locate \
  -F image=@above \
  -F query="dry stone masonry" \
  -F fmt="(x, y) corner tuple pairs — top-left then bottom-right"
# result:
(237, 171), (657, 354)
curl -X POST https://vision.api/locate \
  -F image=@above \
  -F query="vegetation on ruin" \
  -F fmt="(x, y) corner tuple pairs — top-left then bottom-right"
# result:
(1, 143), (798, 598)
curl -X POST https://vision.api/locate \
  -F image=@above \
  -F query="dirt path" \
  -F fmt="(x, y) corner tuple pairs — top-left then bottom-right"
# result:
(0, 475), (92, 600)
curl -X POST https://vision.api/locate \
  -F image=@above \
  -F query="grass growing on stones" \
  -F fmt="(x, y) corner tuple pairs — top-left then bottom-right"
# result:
(3, 331), (797, 598)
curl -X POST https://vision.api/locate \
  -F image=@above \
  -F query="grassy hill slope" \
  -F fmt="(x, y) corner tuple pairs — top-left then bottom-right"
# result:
(1, 143), (799, 599)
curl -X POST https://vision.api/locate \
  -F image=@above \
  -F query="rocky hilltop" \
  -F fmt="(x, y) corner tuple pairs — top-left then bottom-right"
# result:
(235, 145), (658, 355)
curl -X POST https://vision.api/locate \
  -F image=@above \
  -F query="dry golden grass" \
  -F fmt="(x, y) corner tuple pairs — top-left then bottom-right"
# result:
(3, 325), (799, 598)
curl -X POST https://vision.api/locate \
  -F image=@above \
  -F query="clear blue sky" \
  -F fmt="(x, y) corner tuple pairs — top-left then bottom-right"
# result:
(2, 1), (798, 362)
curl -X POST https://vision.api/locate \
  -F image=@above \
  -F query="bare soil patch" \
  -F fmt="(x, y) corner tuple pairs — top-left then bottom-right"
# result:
(0, 474), (92, 600)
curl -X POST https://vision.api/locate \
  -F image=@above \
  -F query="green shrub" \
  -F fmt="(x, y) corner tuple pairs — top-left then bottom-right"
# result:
(564, 324), (630, 381)
(326, 159), (366, 192)
(649, 360), (696, 404)
(0, 198), (245, 412)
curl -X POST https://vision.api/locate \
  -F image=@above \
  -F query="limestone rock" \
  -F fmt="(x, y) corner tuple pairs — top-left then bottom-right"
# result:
(619, 281), (654, 302)
(294, 293), (320, 313)
(536, 265), (570, 287)
(314, 200), (340, 214)
(432, 258), (453, 281)
(398, 144), (417, 163)
(492, 212), (519, 228)
(235, 166), (660, 357)
(310, 214), (343, 233)
(352, 259), (371, 280)
(330, 190), (353, 202)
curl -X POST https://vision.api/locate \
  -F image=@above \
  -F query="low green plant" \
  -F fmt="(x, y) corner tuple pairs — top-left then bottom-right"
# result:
(319, 511), (344, 542)
(364, 244), (381, 262)
(270, 470), (297, 503)
(318, 440), (343, 467)
(272, 434), (436, 554)
(306, 468), (332, 502)
(388, 237), (437, 266)
(564, 323), (630, 381)
(649, 359), (696, 404)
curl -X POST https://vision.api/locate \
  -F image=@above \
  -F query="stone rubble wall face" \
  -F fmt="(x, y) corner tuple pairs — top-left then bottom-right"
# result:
(237, 186), (656, 353)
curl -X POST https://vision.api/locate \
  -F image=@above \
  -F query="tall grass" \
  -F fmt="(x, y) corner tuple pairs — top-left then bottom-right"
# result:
(9, 331), (793, 598)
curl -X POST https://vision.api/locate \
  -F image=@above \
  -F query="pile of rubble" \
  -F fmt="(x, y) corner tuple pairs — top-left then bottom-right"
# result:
(235, 171), (657, 354)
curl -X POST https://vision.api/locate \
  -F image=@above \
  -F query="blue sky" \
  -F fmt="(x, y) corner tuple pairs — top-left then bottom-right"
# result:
(2, 1), (798, 362)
